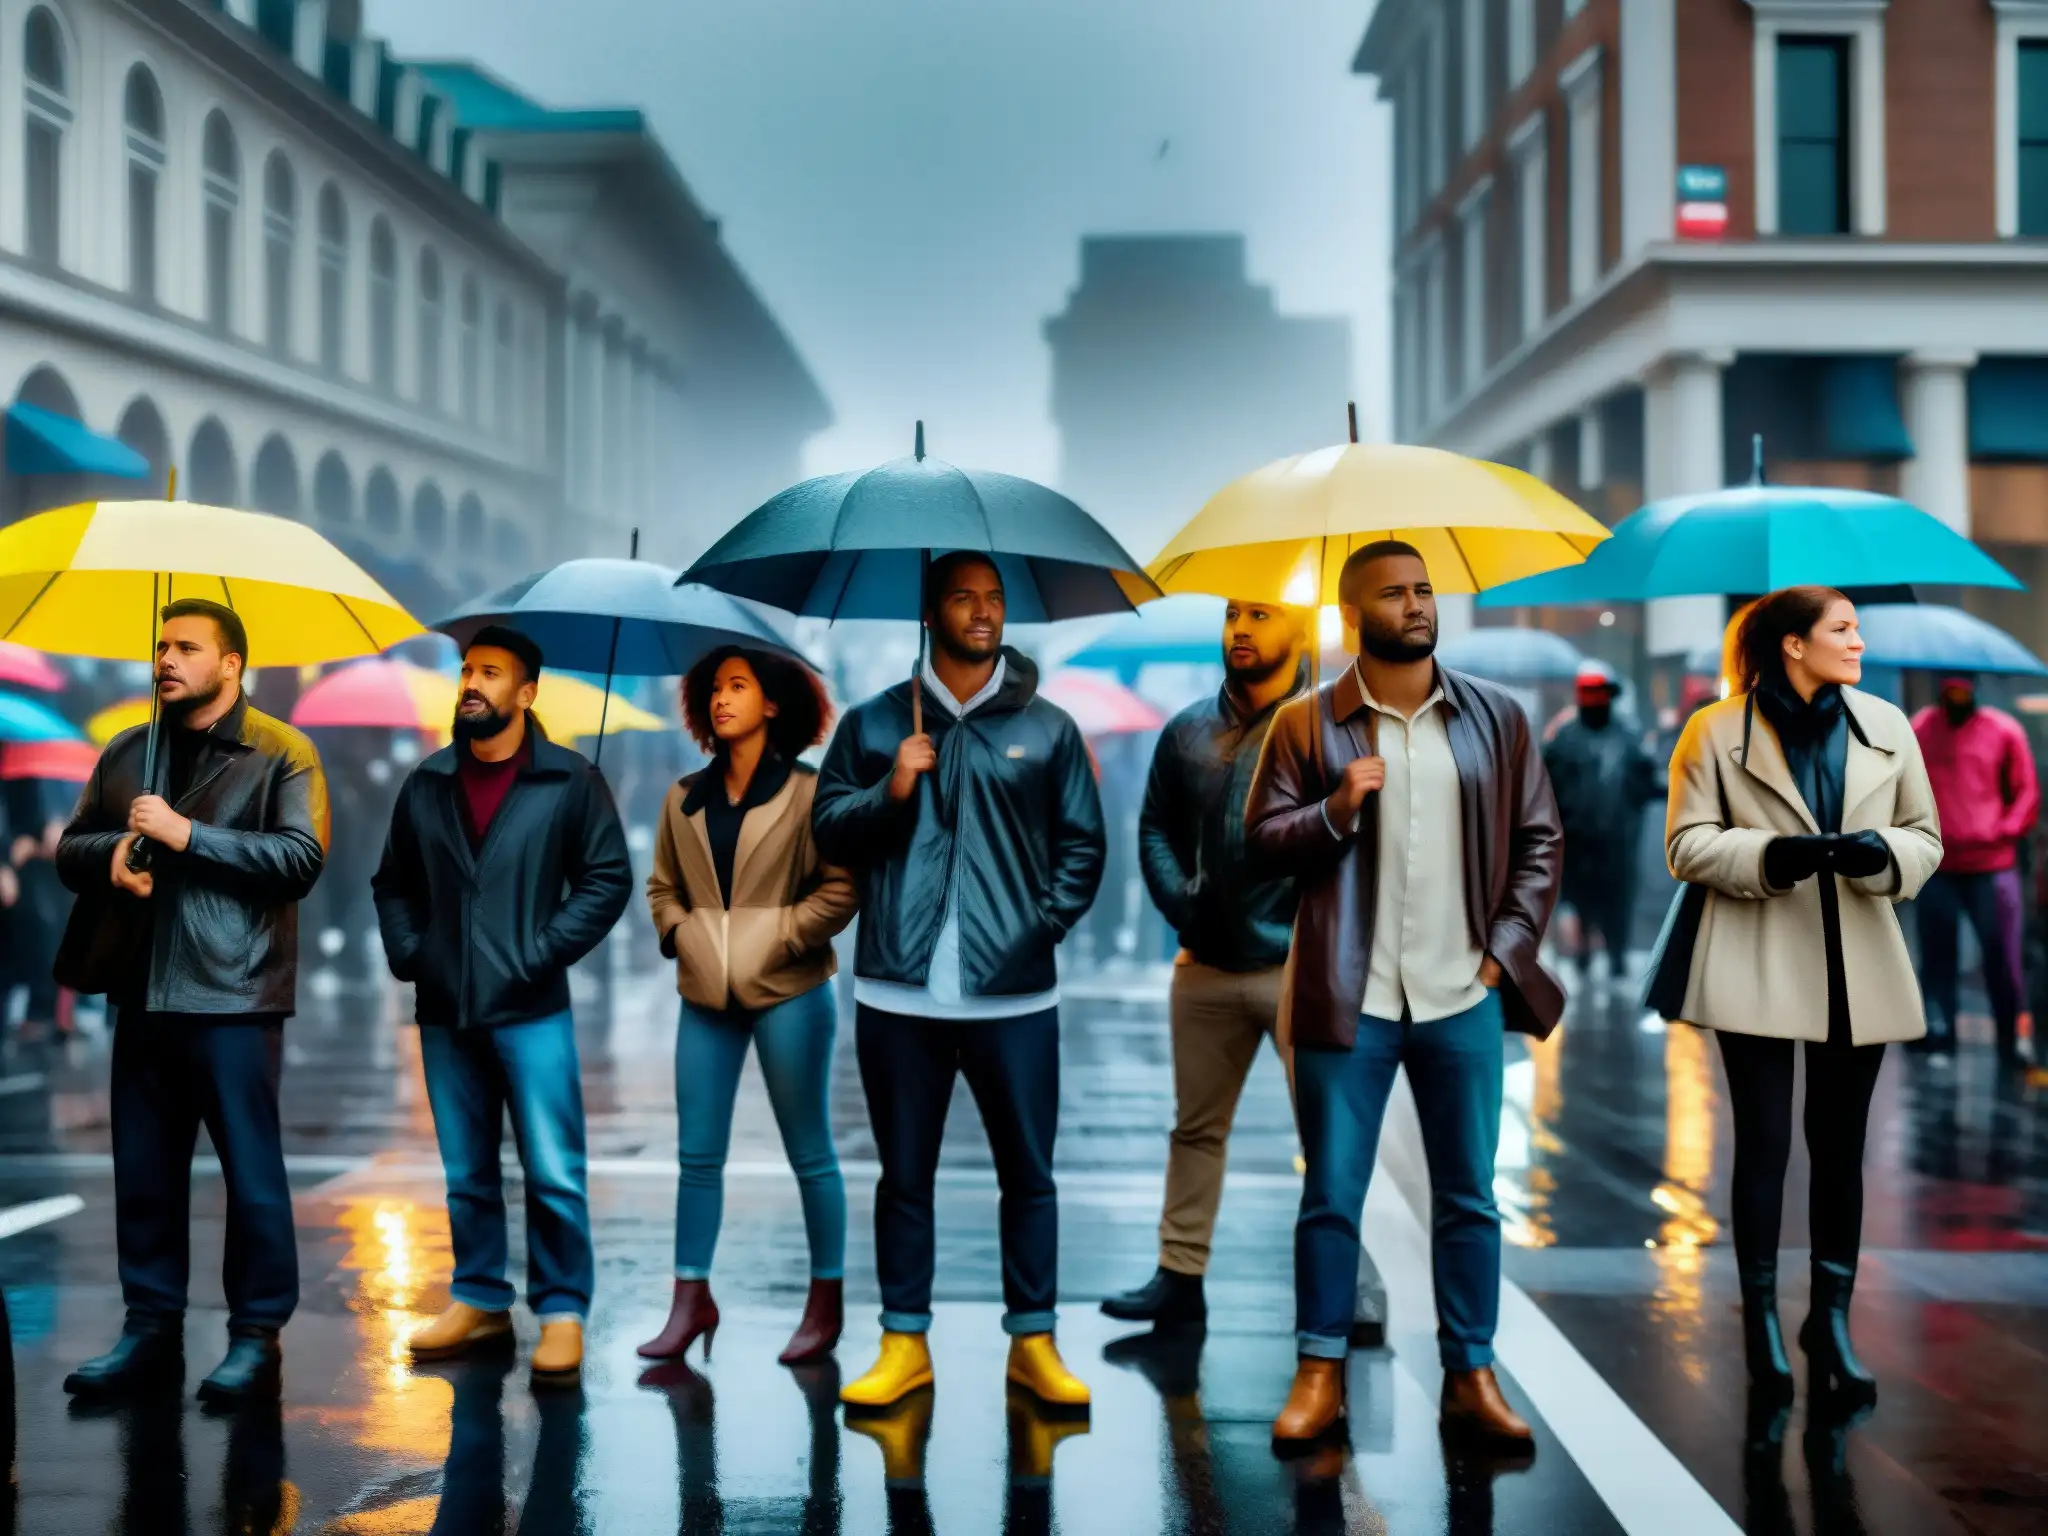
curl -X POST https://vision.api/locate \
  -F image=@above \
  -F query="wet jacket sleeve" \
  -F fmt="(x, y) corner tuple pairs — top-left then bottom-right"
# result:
(371, 783), (427, 982)
(1999, 717), (2041, 843)
(646, 786), (689, 959)
(56, 751), (124, 895)
(812, 709), (913, 867)
(1487, 709), (1564, 976)
(180, 748), (327, 903)
(1137, 728), (1193, 932)
(1854, 729), (1943, 903)
(1667, 713), (1778, 899)
(535, 767), (634, 971)
(1042, 716), (1107, 938)
(1244, 696), (1346, 880)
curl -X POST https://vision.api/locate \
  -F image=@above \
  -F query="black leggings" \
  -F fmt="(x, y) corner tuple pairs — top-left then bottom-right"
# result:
(1716, 1032), (1885, 1274)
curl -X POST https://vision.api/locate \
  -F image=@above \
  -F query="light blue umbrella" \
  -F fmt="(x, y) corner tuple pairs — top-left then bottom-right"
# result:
(1435, 627), (1586, 683)
(1854, 604), (2048, 677)
(0, 693), (82, 744)
(1065, 596), (1227, 681)
(1479, 484), (2020, 608)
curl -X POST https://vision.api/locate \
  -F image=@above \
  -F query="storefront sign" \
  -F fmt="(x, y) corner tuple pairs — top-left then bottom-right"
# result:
(1677, 165), (1728, 240)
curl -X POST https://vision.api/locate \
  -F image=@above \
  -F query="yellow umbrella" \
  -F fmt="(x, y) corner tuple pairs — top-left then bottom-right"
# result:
(1147, 438), (1611, 605)
(0, 499), (422, 664)
(87, 695), (153, 746)
(406, 668), (667, 745)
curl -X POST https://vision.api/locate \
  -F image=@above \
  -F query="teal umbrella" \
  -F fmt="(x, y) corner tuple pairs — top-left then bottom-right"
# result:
(1479, 484), (2020, 608)
(1065, 596), (1228, 681)
(0, 693), (82, 744)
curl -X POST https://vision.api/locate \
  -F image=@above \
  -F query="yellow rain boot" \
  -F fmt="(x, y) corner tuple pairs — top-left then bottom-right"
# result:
(406, 1302), (513, 1362)
(1006, 1333), (1090, 1414)
(841, 1330), (934, 1411)
(845, 1388), (937, 1486)
(529, 1318), (583, 1389)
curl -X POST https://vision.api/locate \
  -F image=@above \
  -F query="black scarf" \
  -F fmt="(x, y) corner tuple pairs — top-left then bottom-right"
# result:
(1753, 674), (1848, 834)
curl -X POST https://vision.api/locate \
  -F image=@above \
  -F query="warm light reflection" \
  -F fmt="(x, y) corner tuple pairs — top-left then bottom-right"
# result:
(1648, 1025), (1720, 1381)
(1318, 603), (1344, 649)
(1496, 1028), (1563, 1248)
(1283, 564), (1319, 606)
(328, 1195), (454, 1458)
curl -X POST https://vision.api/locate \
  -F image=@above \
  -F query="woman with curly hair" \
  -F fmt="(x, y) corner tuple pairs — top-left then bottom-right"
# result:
(641, 645), (857, 1366)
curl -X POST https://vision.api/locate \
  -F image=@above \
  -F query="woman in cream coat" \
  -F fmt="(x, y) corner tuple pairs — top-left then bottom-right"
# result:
(1666, 586), (1940, 1408)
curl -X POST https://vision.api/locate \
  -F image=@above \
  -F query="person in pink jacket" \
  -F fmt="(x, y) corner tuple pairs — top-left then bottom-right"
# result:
(1911, 677), (2040, 1063)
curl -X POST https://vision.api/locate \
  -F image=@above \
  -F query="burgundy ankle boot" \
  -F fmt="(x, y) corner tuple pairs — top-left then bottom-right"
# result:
(777, 1279), (844, 1365)
(638, 1279), (719, 1360)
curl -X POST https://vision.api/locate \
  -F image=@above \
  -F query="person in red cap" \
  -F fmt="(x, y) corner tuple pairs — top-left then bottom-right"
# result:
(1543, 664), (1660, 985)
(1910, 676), (2038, 1063)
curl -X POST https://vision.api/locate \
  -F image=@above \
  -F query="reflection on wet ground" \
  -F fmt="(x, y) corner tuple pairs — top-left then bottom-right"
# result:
(0, 938), (2042, 1532)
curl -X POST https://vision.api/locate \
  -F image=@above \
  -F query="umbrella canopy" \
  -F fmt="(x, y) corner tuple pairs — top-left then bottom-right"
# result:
(0, 693), (82, 744)
(294, 659), (667, 740)
(435, 558), (799, 676)
(684, 427), (1159, 623)
(0, 641), (64, 693)
(1435, 626), (1587, 683)
(1039, 670), (1167, 737)
(88, 695), (151, 746)
(0, 500), (423, 664)
(1148, 442), (1610, 604)
(1854, 604), (2048, 676)
(1065, 596), (1230, 675)
(1, 737), (97, 783)
(1479, 485), (2021, 607)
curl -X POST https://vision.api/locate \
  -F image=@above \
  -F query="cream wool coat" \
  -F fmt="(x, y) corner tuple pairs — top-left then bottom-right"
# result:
(1665, 687), (1942, 1045)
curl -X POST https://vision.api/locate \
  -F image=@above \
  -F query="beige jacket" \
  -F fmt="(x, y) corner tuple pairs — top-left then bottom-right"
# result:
(646, 764), (857, 1012)
(1665, 687), (1942, 1045)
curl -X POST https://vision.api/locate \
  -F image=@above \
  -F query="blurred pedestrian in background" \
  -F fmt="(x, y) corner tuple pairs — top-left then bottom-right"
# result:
(1662, 587), (1940, 1407)
(640, 645), (856, 1368)
(1911, 675), (2038, 1063)
(1544, 663), (1661, 986)
(375, 627), (632, 1390)
(8, 820), (75, 1040)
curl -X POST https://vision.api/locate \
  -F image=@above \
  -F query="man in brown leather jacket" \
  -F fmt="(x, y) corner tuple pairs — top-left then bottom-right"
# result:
(1245, 542), (1563, 1453)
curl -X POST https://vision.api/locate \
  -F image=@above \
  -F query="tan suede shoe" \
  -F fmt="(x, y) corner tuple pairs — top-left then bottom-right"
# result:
(407, 1303), (513, 1362)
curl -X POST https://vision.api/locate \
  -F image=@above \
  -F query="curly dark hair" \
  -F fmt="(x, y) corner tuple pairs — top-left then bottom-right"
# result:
(681, 646), (834, 759)
(1733, 585), (1849, 693)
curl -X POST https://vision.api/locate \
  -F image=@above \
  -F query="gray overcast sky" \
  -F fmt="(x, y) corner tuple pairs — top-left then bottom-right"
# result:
(368, 0), (1389, 528)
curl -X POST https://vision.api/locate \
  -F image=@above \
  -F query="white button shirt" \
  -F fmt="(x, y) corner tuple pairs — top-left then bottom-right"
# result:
(1323, 668), (1489, 1023)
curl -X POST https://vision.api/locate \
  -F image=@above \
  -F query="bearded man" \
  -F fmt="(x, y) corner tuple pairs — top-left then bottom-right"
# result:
(372, 626), (631, 1389)
(57, 599), (327, 1404)
(1245, 542), (1564, 1453)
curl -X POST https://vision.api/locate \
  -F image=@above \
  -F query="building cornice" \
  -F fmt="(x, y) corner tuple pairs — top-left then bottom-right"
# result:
(1745, 1), (1889, 15)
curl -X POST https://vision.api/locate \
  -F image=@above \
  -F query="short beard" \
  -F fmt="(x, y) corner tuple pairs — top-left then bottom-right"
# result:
(159, 677), (224, 719)
(453, 705), (517, 743)
(1225, 651), (1292, 689)
(1359, 620), (1436, 665)
(932, 627), (1000, 666)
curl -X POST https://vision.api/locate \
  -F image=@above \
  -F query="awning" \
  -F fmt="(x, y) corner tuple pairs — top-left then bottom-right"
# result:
(1969, 358), (2048, 461)
(5, 402), (150, 478)
(1817, 357), (1912, 460)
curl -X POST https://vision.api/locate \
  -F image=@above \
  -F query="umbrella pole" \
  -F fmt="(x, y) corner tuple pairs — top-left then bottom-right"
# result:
(590, 527), (639, 774)
(912, 547), (928, 738)
(142, 468), (178, 792)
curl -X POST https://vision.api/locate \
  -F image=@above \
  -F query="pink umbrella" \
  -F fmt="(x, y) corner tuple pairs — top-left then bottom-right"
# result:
(0, 642), (64, 693)
(1040, 669), (1165, 737)
(0, 738), (96, 783)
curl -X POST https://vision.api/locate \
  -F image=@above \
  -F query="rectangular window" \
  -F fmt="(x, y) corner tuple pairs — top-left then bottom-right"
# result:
(1777, 37), (1851, 235)
(371, 283), (396, 389)
(319, 260), (344, 373)
(25, 122), (60, 267)
(1567, 70), (1601, 299)
(128, 166), (157, 302)
(205, 204), (234, 332)
(265, 238), (292, 356)
(1460, 189), (1489, 391)
(1461, 0), (1486, 152)
(1516, 128), (1547, 338)
(2021, 41), (2048, 236)
(1508, 0), (1535, 88)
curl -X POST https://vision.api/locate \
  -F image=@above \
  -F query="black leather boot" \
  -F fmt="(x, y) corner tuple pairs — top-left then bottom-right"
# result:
(1798, 1260), (1877, 1406)
(63, 1319), (183, 1398)
(197, 1327), (282, 1407)
(1099, 1267), (1206, 1328)
(1739, 1261), (1795, 1401)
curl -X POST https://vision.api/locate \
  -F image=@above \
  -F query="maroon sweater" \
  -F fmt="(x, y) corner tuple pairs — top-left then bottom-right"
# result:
(457, 737), (530, 849)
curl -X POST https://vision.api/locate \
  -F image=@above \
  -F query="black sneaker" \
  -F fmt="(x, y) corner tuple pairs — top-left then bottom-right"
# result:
(1099, 1267), (1206, 1327)
(62, 1321), (183, 1398)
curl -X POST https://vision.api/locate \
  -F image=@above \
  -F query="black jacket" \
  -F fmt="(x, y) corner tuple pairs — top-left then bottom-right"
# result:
(55, 695), (327, 1014)
(1141, 671), (1302, 972)
(813, 648), (1105, 999)
(372, 728), (633, 1029)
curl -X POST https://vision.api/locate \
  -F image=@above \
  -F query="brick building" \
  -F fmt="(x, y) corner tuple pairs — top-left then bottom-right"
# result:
(1355, 0), (2048, 669)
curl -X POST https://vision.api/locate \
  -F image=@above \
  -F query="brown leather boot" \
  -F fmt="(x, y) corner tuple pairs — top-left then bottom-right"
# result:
(1440, 1367), (1533, 1447)
(637, 1279), (719, 1361)
(1270, 1358), (1346, 1450)
(778, 1278), (844, 1365)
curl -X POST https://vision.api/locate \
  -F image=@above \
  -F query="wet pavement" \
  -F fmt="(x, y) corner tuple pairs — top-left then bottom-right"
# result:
(0, 934), (2043, 1534)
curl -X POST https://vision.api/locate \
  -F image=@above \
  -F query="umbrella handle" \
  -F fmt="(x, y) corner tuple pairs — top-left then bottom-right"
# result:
(912, 547), (929, 739)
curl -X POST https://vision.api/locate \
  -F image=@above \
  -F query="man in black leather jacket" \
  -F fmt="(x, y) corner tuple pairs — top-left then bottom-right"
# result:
(816, 552), (1105, 1415)
(56, 600), (327, 1405)
(373, 628), (632, 1389)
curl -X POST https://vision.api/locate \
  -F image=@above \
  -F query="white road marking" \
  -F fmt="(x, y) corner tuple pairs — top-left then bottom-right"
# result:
(0, 1193), (84, 1240)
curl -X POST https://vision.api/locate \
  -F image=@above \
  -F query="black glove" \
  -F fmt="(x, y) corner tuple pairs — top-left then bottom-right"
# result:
(1763, 835), (1832, 888)
(1828, 830), (1892, 880)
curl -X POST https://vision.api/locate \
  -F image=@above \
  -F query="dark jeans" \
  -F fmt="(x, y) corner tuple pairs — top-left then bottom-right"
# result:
(1916, 868), (2024, 1053)
(418, 1011), (593, 1321)
(855, 1004), (1060, 1335)
(111, 1011), (297, 1330)
(1294, 992), (1504, 1368)
(1716, 1031), (1885, 1274)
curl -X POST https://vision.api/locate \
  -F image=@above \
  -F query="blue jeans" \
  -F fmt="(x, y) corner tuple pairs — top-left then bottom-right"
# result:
(418, 1012), (593, 1322)
(673, 984), (846, 1281)
(1294, 991), (1505, 1368)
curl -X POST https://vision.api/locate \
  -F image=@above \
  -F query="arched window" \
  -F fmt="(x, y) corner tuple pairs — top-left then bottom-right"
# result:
(262, 154), (296, 356)
(494, 302), (516, 440)
(187, 417), (238, 507)
(456, 493), (486, 551)
(313, 451), (353, 526)
(317, 185), (347, 374)
(459, 278), (481, 424)
(24, 9), (72, 269)
(16, 364), (79, 420)
(368, 218), (397, 390)
(124, 66), (165, 302)
(413, 482), (448, 553)
(202, 112), (241, 333)
(116, 397), (171, 488)
(492, 518), (528, 571)
(364, 467), (400, 535)
(416, 248), (443, 411)
(251, 435), (300, 518)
